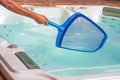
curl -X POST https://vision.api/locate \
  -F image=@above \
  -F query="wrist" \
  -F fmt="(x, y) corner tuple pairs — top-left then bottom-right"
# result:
(29, 12), (39, 20)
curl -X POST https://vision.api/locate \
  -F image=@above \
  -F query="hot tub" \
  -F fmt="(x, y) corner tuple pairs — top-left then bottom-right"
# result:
(0, 5), (120, 80)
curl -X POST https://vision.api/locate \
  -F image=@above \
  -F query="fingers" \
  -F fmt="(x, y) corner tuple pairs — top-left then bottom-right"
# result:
(44, 21), (48, 25)
(41, 20), (48, 25)
(40, 15), (48, 25)
(35, 14), (48, 25)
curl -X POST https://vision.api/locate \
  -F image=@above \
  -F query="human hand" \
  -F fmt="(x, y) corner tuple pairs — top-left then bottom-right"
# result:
(33, 14), (48, 25)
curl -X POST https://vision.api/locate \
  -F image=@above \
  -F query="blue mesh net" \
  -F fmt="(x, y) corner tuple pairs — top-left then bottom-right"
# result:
(61, 17), (106, 52)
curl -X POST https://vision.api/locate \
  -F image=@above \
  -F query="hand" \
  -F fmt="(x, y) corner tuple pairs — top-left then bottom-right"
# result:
(33, 14), (48, 25)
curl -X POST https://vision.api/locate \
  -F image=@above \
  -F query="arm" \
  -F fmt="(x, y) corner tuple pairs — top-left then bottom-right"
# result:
(0, 0), (48, 25)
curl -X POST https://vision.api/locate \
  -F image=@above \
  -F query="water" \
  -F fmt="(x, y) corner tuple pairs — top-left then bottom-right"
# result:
(0, 16), (120, 76)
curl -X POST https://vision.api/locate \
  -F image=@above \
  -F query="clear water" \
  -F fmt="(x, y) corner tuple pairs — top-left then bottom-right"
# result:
(0, 16), (120, 76)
